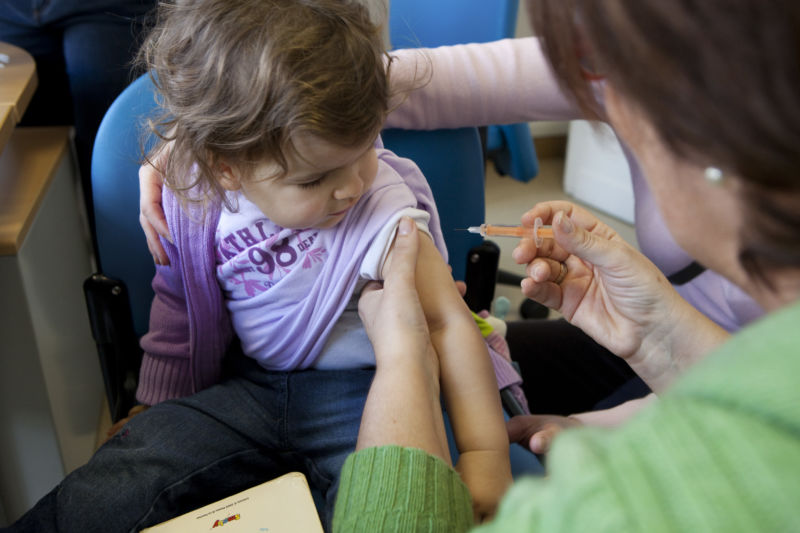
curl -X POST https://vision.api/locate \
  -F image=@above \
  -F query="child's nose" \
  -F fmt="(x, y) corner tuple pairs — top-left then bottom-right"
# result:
(333, 169), (364, 200)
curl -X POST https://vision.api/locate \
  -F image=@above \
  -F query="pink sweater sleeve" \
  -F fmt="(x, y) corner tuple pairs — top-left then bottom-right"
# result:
(385, 37), (579, 130)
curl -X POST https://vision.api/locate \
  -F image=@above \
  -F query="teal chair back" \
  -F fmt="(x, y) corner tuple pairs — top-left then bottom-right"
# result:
(91, 73), (158, 339)
(87, 74), (485, 418)
(91, 75), (484, 334)
(390, 0), (518, 49)
(89, 73), (540, 475)
(388, 0), (539, 182)
(381, 128), (484, 281)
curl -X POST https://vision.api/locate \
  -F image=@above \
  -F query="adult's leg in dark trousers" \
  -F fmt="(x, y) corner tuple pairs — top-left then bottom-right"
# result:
(61, 1), (155, 243)
(4, 374), (293, 533)
(506, 318), (650, 416)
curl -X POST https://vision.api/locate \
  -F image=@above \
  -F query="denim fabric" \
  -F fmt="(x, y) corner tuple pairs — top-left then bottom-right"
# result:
(4, 355), (373, 533)
(0, 0), (156, 244)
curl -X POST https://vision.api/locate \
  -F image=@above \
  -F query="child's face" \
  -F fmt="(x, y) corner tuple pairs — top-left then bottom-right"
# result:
(227, 133), (379, 229)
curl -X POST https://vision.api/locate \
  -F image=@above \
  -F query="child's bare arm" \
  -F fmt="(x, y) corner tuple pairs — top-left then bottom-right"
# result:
(383, 232), (512, 520)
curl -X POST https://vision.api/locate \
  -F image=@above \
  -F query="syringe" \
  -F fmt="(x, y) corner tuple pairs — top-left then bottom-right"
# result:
(465, 217), (553, 247)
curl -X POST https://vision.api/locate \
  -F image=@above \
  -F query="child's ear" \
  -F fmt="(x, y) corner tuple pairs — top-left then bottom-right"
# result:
(218, 162), (241, 191)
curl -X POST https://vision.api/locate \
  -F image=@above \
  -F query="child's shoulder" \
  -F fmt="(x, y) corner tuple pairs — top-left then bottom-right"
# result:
(375, 147), (426, 188)
(162, 184), (225, 232)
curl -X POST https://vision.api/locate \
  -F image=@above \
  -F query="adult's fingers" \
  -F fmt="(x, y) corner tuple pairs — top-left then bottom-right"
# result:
(512, 232), (569, 267)
(527, 425), (562, 454)
(520, 277), (562, 310)
(139, 164), (172, 242)
(454, 280), (467, 298)
(356, 280), (383, 323)
(382, 217), (420, 290)
(140, 213), (169, 266)
(525, 256), (568, 284)
(548, 210), (621, 270)
(357, 218), (421, 331)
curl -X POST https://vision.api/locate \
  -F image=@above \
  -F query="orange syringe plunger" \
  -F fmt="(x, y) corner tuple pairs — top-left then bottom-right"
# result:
(467, 217), (554, 247)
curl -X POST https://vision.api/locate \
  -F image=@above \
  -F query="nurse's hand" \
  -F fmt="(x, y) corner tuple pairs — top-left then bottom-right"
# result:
(358, 218), (434, 373)
(513, 201), (727, 392)
(356, 218), (448, 460)
(139, 146), (171, 265)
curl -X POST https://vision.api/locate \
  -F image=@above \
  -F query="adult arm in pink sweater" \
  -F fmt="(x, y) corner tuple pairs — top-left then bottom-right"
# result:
(385, 37), (580, 130)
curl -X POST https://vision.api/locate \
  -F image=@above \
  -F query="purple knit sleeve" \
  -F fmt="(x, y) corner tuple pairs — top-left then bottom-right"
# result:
(136, 235), (195, 405)
(136, 189), (231, 404)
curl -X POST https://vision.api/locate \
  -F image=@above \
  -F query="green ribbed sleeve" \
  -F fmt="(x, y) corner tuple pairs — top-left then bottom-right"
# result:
(475, 301), (800, 532)
(334, 303), (800, 532)
(333, 446), (474, 533)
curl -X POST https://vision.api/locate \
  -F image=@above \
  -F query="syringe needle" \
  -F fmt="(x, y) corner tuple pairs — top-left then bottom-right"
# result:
(464, 218), (553, 246)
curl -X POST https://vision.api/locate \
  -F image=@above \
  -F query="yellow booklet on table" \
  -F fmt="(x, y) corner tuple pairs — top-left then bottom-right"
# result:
(141, 472), (323, 532)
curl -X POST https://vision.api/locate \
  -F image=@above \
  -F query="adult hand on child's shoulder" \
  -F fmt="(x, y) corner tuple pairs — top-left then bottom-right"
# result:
(139, 146), (172, 266)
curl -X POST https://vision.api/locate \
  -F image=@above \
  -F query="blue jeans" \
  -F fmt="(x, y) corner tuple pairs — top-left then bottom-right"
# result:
(4, 355), (374, 533)
(0, 0), (156, 246)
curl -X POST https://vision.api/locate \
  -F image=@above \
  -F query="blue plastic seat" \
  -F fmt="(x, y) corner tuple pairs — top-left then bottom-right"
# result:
(389, 0), (518, 48)
(87, 75), (491, 420)
(88, 73), (541, 476)
(90, 76), (483, 333)
(389, 0), (539, 182)
(91, 73), (158, 339)
(381, 128), (483, 281)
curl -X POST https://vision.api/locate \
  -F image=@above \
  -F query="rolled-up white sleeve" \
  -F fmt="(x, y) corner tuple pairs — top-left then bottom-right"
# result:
(359, 207), (432, 280)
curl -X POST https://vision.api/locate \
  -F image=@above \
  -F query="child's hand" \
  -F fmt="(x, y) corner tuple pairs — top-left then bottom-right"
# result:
(455, 449), (513, 523)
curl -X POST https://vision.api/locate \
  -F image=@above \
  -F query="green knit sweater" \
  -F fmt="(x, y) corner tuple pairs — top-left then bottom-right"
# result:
(333, 301), (800, 532)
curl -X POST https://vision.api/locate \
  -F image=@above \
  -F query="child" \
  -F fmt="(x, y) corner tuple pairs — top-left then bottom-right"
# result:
(140, 0), (511, 520)
(5, 0), (510, 531)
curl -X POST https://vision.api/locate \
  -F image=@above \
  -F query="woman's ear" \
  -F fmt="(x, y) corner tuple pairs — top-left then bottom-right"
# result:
(218, 161), (241, 191)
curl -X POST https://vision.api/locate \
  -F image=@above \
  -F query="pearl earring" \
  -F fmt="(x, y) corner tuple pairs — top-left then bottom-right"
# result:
(704, 166), (724, 184)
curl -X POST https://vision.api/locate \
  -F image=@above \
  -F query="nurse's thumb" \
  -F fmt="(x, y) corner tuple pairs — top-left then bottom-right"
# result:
(385, 216), (420, 285)
(552, 210), (615, 268)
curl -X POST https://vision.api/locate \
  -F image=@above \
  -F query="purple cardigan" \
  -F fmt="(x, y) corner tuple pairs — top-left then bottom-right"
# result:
(136, 144), (445, 405)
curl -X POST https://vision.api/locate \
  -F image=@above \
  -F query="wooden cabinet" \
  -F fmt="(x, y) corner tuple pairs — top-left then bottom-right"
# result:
(0, 42), (104, 525)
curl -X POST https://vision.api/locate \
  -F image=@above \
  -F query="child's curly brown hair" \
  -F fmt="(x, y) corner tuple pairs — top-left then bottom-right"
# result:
(140, 0), (390, 208)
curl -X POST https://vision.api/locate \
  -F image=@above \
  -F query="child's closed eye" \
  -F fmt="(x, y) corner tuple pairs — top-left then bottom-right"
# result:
(297, 174), (326, 189)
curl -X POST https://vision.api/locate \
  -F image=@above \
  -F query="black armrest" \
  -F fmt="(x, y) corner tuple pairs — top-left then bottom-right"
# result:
(84, 273), (143, 423)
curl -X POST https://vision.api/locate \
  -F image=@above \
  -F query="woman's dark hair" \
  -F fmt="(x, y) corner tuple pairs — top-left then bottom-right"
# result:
(528, 0), (800, 278)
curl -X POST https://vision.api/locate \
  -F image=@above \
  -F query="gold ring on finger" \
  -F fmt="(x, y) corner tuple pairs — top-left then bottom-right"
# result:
(553, 262), (568, 284)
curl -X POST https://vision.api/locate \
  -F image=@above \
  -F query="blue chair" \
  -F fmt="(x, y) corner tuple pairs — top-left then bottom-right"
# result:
(88, 76), (482, 343)
(382, 128), (483, 281)
(389, 0), (539, 182)
(85, 73), (158, 422)
(87, 73), (542, 476)
(85, 76), (487, 420)
(91, 74), (157, 339)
